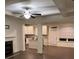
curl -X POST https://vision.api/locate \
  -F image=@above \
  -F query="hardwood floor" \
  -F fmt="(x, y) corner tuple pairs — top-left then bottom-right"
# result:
(6, 46), (74, 59)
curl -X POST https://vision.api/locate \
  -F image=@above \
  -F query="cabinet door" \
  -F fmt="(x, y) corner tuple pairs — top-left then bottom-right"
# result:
(35, 25), (47, 35)
(42, 25), (47, 35)
(25, 26), (34, 34)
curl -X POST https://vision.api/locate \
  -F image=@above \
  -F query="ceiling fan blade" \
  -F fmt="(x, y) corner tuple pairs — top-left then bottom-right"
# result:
(31, 15), (36, 18)
(11, 11), (24, 14)
(32, 14), (41, 15)
(12, 12), (22, 14)
(20, 15), (24, 17)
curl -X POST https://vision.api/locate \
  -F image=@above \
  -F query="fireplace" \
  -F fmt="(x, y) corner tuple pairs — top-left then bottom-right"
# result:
(5, 41), (13, 57)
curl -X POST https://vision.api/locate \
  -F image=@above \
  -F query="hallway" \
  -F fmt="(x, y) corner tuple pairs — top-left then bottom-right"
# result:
(6, 46), (74, 59)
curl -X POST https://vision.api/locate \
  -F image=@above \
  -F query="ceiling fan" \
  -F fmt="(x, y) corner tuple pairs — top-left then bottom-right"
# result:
(11, 7), (42, 19)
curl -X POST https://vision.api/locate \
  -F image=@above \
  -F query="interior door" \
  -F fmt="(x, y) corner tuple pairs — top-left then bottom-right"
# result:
(49, 27), (58, 46)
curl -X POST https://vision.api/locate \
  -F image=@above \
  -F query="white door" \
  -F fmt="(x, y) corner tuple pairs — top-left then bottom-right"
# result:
(49, 27), (58, 46)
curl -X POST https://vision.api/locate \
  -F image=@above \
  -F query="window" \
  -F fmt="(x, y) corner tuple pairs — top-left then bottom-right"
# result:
(68, 38), (74, 42)
(59, 38), (67, 41)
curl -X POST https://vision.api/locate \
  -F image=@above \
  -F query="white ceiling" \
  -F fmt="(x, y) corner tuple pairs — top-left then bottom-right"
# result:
(6, 0), (60, 16)
(5, 0), (74, 24)
(53, 0), (74, 16)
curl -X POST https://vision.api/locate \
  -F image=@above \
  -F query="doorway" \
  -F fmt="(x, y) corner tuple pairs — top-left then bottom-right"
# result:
(48, 26), (58, 46)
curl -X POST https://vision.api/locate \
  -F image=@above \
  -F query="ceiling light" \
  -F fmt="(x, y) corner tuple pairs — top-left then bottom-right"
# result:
(24, 14), (31, 19)
(24, 10), (31, 19)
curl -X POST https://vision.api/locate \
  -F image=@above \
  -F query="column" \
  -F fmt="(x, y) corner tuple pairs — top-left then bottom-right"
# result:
(37, 24), (43, 54)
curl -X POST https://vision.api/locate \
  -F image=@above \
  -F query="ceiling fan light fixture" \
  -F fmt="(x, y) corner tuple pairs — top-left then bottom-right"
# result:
(24, 10), (31, 19)
(24, 14), (31, 19)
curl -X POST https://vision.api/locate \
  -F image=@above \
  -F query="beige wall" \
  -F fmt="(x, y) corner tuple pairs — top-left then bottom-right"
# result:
(48, 23), (74, 47)
(5, 15), (24, 53)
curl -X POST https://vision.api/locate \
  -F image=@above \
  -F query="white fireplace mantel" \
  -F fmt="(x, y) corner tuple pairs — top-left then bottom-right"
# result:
(5, 30), (18, 53)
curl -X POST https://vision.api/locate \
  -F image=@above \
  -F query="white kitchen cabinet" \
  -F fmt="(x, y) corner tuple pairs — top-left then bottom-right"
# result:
(25, 26), (34, 34)
(35, 25), (48, 35)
